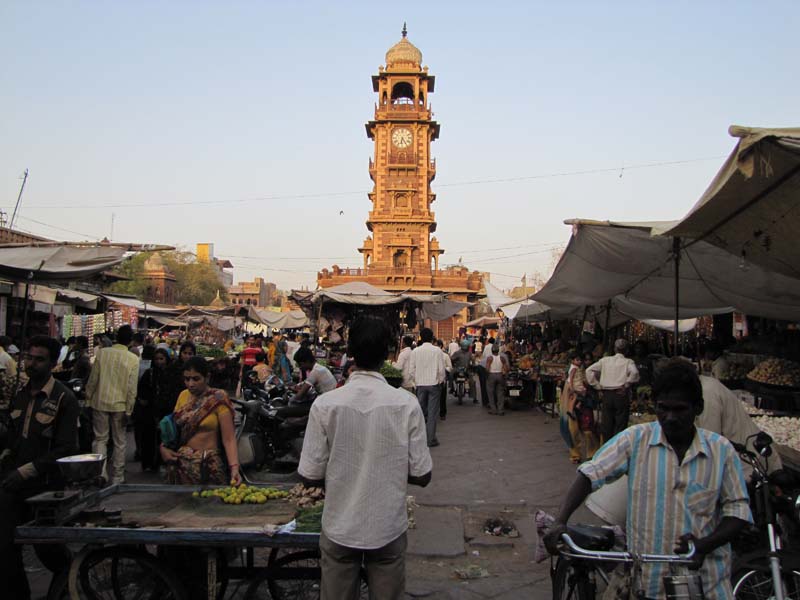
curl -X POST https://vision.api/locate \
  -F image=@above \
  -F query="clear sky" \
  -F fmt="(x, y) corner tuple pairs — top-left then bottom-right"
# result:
(1, 1), (798, 292)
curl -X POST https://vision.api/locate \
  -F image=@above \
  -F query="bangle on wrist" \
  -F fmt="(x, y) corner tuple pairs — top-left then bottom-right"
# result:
(229, 463), (239, 469)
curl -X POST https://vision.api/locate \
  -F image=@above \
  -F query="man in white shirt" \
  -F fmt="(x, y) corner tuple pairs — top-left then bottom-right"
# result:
(408, 328), (446, 447)
(447, 338), (460, 356)
(476, 336), (495, 408)
(392, 336), (415, 391)
(293, 347), (338, 402)
(0, 336), (18, 375)
(299, 316), (432, 600)
(285, 332), (301, 369)
(585, 338), (639, 442)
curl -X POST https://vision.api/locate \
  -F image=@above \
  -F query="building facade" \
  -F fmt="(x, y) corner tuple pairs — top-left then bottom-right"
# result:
(317, 27), (482, 338)
(196, 243), (234, 288)
(229, 277), (276, 308)
(141, 253), (176, 304)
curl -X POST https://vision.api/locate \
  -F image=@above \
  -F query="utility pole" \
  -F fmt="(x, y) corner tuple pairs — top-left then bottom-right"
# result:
(10, 168), (29, 230)
(110, 213), (115, 240)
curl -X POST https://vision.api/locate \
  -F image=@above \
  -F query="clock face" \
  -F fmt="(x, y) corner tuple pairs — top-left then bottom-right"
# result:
(391, 128), (413, 149)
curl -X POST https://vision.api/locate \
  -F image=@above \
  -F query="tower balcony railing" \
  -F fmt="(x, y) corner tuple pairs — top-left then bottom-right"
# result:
(374, 103), (431, 120)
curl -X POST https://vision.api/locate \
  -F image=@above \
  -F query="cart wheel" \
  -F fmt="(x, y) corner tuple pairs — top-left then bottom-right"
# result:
(253, 548), (367, 600)
(156, 546), (229, 600)
(74, 546), (187, 600)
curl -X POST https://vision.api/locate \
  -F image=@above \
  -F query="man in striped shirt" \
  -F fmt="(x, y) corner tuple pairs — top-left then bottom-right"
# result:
(545, 359), (752, 600)
(86, 325), (139, 484)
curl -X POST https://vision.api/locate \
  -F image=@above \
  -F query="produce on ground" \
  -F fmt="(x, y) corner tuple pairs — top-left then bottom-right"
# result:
(287, 483), (325, 508)
(725, 362), (751, 380)
(748, 358), (800, 387)
(751, 415), (800, 451)
(193, 484), (289, 505)
(738, 399), (771, 416)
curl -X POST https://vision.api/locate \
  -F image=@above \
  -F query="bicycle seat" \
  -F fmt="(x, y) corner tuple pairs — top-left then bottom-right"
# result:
(566, 524), (615, 551)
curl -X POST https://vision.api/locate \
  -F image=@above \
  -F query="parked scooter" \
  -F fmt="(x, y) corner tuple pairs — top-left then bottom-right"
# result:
(234, 377), (315, 482)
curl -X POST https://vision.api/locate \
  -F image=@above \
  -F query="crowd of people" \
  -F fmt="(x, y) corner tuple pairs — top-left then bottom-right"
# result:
(0, 318), (791, 599)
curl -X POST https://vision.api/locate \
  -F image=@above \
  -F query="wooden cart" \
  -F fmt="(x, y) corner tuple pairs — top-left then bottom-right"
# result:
(16, 483), (331, 600)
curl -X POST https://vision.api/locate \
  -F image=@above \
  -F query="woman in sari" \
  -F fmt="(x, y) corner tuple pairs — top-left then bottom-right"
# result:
(160, 356), (241, 485)
(272, 340), (292, 385)
(560, 352), (598, 464)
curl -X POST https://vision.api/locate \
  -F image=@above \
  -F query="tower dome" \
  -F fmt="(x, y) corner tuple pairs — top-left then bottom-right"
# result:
(385, 23), (422, 69)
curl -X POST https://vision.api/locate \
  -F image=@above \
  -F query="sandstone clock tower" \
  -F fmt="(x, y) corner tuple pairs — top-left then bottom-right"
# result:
(318, 26), (483, 337)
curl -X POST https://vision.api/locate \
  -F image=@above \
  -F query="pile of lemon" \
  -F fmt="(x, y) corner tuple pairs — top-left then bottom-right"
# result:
(192, 484), (290, 505)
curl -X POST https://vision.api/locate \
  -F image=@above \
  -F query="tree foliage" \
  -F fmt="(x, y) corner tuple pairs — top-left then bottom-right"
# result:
(107, 250), (229, 306)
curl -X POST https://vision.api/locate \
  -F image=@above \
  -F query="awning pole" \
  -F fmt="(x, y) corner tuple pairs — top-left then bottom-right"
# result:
(16, 278), (32, 391)
(603, 300), (611, 351)
(673, 237), (681, 357)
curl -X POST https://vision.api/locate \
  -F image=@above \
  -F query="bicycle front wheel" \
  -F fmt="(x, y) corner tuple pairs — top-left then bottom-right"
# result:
(733, 567), (800, 600)
(552, 557), (595, 600)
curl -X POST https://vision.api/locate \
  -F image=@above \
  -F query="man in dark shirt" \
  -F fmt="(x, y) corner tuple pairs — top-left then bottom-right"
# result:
(0, 335), (79, 599)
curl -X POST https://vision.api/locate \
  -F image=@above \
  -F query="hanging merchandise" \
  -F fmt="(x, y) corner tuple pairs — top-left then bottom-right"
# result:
(62, 314), (73, 339)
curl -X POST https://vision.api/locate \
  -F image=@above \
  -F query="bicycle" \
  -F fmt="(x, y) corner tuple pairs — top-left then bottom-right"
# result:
(731, 432), (800, 600)
(551, 524), (698, 600)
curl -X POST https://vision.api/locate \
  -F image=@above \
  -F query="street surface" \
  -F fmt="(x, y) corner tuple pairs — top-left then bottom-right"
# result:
(26, 392), (593, 599)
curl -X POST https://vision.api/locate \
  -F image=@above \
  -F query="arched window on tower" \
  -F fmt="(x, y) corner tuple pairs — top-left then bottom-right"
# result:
(418, 91), (425, 106)
(391, 82), (414, 105)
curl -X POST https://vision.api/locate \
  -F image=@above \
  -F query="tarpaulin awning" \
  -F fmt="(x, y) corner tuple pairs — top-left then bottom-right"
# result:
(665, 126), (800, 279)
(417, 299), (471, 322)
(533, 219), (800, 322)
(148, 315), (187, 327)
(0, 245), (126, 282)
(306, 282), (406, 306)
(102, 294), (183, 314)
(484, 280), (513, 311)
(464, 316), (501, 328)
(248, 307), (309, 330)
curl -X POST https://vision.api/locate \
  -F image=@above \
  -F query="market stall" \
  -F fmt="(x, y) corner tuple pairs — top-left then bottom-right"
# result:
(16, 481), (326, 599)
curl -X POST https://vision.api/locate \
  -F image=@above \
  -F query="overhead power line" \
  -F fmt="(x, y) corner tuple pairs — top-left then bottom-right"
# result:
(14, 155), (725, 210)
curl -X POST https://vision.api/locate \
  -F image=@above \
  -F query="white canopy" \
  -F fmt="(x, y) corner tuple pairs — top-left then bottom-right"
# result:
(484, 280), (513, 311)
(248, 308), (309, 330)
(665, 126), (800, 279)
(308, 282), (406, 306)
(0, 245), (126, 282)
(533, 219), (800, 322)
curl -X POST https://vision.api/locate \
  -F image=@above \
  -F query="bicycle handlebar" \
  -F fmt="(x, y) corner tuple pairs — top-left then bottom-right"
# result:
(560, 533), (696, 564)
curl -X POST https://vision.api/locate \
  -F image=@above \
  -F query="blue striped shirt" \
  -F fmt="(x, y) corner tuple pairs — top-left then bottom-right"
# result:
(579, 422), (752, 600)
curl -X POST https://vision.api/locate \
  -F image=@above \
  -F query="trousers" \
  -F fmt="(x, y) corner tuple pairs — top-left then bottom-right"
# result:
(415, 385), (441, 445)
(92, 410), (127, 483)
(600, 389), (629, 442)
(487, 372), (506, 412)
(320, 530), (407, 600)
(475, 365), (488, 406)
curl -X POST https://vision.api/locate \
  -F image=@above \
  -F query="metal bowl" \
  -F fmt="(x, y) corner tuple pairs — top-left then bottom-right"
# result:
(56, 453), (106, 482)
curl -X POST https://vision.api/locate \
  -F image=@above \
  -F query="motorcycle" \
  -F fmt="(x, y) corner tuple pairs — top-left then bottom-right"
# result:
(731, 432), (800, 600)
(234, 378), (316, 482)
(454, 367), (469, 404)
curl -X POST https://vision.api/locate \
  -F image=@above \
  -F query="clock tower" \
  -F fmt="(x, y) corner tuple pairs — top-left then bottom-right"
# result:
(359, 23), (442, 285)
(318, 26), (483, 337)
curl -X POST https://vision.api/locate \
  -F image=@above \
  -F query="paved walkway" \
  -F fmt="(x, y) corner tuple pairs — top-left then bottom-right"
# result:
(403, 394), (589, 600)
(25, 392), (591, 599)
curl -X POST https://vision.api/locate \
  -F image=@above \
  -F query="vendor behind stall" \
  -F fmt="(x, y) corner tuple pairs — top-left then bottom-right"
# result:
(1, 335), (79, 600)
(293, 347), (336, 402)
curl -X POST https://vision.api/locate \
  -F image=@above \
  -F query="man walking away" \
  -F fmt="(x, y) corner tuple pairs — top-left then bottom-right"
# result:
(486, 344), (509, 415)
(392, 335), (414, 392)
(476, 336), (494, 407)
(408, 328), (446, 447)
(436, 339), (452, 421)
(299, 316), (432, 600)
(86, 325), (139, 484)
(585, 338), (639, 442)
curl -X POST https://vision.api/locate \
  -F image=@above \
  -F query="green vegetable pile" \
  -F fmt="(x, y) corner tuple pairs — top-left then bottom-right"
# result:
(380, 361), (403, 379)
(197, 345), (226, 359)
(295, 503), (324, 532)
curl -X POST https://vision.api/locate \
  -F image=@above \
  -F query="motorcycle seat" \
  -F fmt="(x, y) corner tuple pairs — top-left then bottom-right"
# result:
(566, 524), (615, 551)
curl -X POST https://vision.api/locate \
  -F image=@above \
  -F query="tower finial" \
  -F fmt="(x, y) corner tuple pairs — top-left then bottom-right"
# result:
(402, 22), (407, 38)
